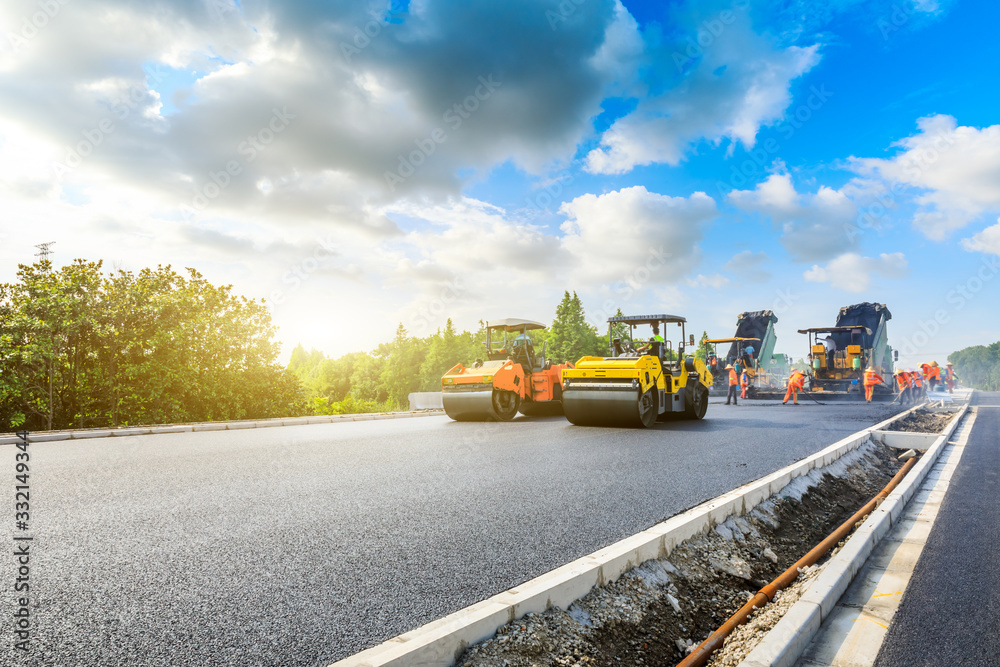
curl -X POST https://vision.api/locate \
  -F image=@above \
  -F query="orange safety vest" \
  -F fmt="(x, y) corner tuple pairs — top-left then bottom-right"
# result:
(740, 372), (749, 387)
(896, 373), (909, 389)
(945, 366), (955, 380)
(912, 372), (922, 387)
(788, 371), (805, 389)
(728, 369), (739, 385)
(863, 370), (883, 387)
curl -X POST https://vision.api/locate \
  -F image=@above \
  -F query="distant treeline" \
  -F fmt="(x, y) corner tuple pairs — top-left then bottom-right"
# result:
(1, 260), (630, 430)
(288, 292), (614, 414)
(1, 261), (304, 431)
(949, 342), (1000, 391)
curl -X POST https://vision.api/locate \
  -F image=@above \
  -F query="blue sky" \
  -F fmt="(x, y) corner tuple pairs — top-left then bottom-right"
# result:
(1, 0), (999, 366)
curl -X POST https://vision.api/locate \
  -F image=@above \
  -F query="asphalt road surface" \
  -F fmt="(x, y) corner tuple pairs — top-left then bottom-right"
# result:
(874, 392), (1000, 667)
(2, 399), (905, 666)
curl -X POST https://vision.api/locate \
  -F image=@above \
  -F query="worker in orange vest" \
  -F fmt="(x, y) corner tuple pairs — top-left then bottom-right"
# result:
(929, 361), (942, 390)
(920, 363), (934, 391)
(944, 363), (957, 393)
(911, 370), (924, 399)
(726, 364), (739, 405)
(783, 369), (805, 405)
(863, 364), (884, 402)
(740, 368), (749, 399)
(895, 369), (911, 405)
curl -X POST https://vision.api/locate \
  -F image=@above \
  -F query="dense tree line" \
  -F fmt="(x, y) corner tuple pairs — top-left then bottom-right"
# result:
(949, 342), (1000, 391)
(2, 262), (662, 431)
(1, 260), (305, 431)
(288, 291), (611, 412)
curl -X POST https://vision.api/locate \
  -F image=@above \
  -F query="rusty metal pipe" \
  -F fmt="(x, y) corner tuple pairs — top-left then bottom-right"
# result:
(676, 455), (918, 667)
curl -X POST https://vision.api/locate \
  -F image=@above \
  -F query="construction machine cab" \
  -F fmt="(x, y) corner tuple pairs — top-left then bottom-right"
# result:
(607, 314), (686, 369)
(485, 318), (547, 371)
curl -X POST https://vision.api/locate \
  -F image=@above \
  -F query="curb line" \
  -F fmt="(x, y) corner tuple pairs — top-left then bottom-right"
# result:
(738, 392), (973, 667)
(332, 403), (927, 667)
(0, 410), (445, 445)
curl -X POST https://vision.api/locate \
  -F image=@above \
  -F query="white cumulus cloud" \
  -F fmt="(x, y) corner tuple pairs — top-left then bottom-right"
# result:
(803, 252), (908, 292)
(852, 115), (1000, 240)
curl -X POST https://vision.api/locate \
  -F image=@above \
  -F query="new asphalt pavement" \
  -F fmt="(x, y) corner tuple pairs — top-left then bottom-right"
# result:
(1, 399), (906, 666)
(874, 391), (1000, 667)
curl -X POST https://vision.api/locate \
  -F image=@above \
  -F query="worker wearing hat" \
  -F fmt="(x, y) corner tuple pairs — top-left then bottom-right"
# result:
(895, 368), (911, 405)
(944, 362), (957, 393)
(783, 369), (805, 405)
(726, 364), (739, 405)
(863, 361), (884, 402)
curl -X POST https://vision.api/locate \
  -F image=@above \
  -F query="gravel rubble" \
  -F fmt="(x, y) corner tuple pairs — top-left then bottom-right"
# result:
(457, 441), (901, 667)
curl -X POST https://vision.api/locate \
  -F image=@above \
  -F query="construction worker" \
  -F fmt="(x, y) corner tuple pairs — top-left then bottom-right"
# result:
(911, 369), (923, 399)
(637, 323), (664, 355)
(895, 369), (911, 405)
(726, 364), (739, 405)
(863, 363), (884, 402)
(944, 362), (957, 393)
(783, 369), (805, 405)
(740, 368), (749, 399)
(920, 363), (933, 391)
(928, 361), (942, 391)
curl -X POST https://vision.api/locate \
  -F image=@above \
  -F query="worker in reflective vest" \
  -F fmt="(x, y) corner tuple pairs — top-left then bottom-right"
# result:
(863, 365), (884, 402)
(740, 369), (749, 399)
(895, 370), (911, 405)
(783, 369), (805, 405)
(945, 363), (957, 393)
(726, 365), (739, 405)
(911, 370), (924, 398)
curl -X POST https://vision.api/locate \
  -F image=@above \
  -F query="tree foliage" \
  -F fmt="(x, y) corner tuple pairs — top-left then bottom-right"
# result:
(949, 342), (1000, 391)
(547, 291), (603, 363)
(0, 260), (305, 431)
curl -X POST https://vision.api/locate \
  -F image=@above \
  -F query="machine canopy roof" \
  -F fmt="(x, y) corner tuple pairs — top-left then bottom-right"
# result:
(485, 318), (547, 332)
(608, 314), (686, 325)
(797, 326), (872, 335)
(706, 337), (760, 344)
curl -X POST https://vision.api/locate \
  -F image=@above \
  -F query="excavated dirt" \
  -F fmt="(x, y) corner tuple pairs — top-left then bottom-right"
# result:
(456, 442), (902, 667)
(885, 409), (956, 433)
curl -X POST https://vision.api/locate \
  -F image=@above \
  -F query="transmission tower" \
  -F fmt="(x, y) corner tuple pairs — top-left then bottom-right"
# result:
(34, 242), (56, 263)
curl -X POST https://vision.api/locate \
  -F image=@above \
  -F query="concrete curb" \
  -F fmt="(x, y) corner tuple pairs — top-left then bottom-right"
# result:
(0, 410), (445, 445)
(331, 403), (929, 667)
(738, 392), (973, 667)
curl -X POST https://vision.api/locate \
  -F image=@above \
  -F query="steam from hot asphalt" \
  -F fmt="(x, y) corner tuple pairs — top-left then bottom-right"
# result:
(2, 401), (905, 666)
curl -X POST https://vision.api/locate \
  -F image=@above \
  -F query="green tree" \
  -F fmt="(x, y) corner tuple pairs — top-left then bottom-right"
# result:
(547, 291), (602, 364)
(949, 342), (1000, 391)
(695, 331), (713, 361)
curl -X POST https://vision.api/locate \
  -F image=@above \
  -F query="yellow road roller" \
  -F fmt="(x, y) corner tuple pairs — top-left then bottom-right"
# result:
(561, 314), (713, 428)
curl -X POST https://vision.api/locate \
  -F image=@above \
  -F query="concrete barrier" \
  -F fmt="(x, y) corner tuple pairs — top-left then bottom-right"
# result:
(738, 397), (972, 667)
(409, 392), (444, 411)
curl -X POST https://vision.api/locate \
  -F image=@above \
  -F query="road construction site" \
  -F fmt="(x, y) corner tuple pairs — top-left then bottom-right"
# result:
(5, 390), (988, 667)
